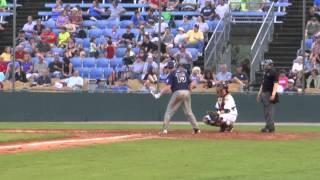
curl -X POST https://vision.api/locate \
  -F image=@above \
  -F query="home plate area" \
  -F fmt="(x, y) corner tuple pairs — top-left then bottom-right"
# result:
(0, 129), (320, 154)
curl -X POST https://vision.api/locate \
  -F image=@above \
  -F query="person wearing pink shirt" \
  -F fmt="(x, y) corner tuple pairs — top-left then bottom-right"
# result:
(278, 70), (289, 90)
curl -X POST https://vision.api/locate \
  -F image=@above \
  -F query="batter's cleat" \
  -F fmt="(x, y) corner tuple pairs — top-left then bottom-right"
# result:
(225, 124), (234, 132)
(159, 129), (168, 135)
(193, 128), (201, 134)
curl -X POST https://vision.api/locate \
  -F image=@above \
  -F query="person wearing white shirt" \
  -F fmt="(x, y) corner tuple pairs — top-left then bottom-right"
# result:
(63, 70), (83, 88)
(142, 54), (158, 79)
(130, 57), (145, 79)
(22, 16), (36, 39)
(215, 0), (230, 19)
(174, 27), (187, 46)
(291, 56), (304, 74)
(153, 17), (169, 36)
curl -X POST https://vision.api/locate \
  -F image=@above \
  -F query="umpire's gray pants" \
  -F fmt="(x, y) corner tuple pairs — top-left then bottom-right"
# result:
(260, 92), (275, 130)
(163, 90), (199, 130)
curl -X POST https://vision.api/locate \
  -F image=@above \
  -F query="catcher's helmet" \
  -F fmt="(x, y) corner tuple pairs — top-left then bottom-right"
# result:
(217, 82), (229, 94)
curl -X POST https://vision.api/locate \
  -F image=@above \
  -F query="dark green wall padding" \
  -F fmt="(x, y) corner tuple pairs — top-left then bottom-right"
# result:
(0, 92), (319, 122)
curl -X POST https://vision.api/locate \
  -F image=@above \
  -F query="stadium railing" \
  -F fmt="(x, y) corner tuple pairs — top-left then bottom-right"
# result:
(250, 2), (275, 84)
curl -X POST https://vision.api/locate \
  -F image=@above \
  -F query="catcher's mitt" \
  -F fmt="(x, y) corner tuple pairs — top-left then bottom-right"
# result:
(203, 111), (222, 127)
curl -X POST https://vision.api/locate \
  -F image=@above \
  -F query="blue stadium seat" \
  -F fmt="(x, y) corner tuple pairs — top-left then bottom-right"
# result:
(120, 20), (133, 28)
(32, 57), (39, 64)
(51, 47), (65, 55)
(44, 20), (56, 29)
(110, 58), (123, 68)
(306, 39), (313, 50)
(82, 20), (96, 27)
(131, 28), (139, 37)
(82, 38), (91, 48)
(116, 48), (127, 57)
(96, 57), (110, 68)
(88, 29), (103, 38)
(90, 68), (104, 79)
(106, 20), (119, 29)
(75, 38), (83, 45)
(103, 67), (113, 79)
(83, 57), (96, 68)
(45, 57), (54, 64)
(70, 57), (82, 68)
(171, 28), (178, 36)
(96, 36), (106, 45)
(118, 28), (126, 37)
(102, 29), (112, 37)
(132, 47), (140, 54)
(96, 20), (109, 29)
(78, 67), (90, 78)
(187, 48), (199, 60)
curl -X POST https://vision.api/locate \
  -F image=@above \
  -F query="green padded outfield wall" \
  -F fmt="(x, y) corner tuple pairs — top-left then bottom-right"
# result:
(0, 92), (319, 122)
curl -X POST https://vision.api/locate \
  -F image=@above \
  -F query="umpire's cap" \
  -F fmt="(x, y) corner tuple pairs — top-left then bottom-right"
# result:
(263, 59), (273, 65)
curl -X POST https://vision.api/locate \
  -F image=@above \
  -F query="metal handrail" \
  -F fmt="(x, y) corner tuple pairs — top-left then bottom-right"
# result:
(250, 2), (275, 84)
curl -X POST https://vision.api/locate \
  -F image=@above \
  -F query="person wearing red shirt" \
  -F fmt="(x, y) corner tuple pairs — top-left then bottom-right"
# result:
(0, 57), (7, 73)
(40, 28), (57, 46)
(15, 46), (26, 62)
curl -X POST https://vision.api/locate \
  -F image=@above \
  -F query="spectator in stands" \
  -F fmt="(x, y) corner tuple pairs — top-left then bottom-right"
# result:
(291, 56), (303, 74)
(56, 10), (70, 28)
(36, 69), (51, 86)
(88, 0), (105, 21)
(69, 7), (83, 26)
(130, 53), (145, 79)
(202, 69), (216, 88)
(120, 26), (135, 47)
(160, 65), (170, 82)
(294, 71), (304, 89)
(180, 15), (193, 32)
(161, 27), (174, 53)
(181, 0), (197, 11)
(65, 39), (78, 59)
(123, 44), (136, 66)
(15, 45), (26, 62)
(16, 30), (27, 45)
(153, 17), (169, 36)
(32, 54), (48, 78)
(201, 0), (216, 20)
(136, 25), (146, 46)
(22, 16), (36, 39)
(141, 35), (157, 53)
(259, 0), (271, 12)
(65, 21), (78, 35)
(58, 27), (71, 47)
(62, 57), (74, 78)
(5, 61), (27, 82)
(216, 63), (232, 83)
(185, 24), (204, 52)
(49, 55), (63, 78)
(142, 54), (158, 77)
(143, 65), (158, 87)
(0, 46), (11, 62)
(307, 69), (320, 88)
(173, 45), (193, 73)
(174, 27), (187, 46)
(89, 37), (99, 58)
(166, 0), (180, 11)
(33, 19), (45, 36)
(196, 15), (209, 41)
(52, 0), (64, 19)
(145, 9), (158, 28)
(131, 10), (145, 28)
(40, 28), (57, 47)
(62, 70), (83, 89)
(103, 38), (116, 59)
(190, 66), (203, 84)
(21, 53), (34, 79)
(109, 25), (121, 43)
(215, 0), (229, 19)
(278, 70), (289, 91)
(284, 79), (298, 93)
(310, 38), (320, 64)
(232, 65), (248, 86)
(0, 57), (7, 75)
(305, 17), (320, 39)
(107, 0), (126, 21)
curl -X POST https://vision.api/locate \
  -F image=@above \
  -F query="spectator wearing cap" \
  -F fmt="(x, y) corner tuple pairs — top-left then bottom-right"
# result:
(120, 26), (136, 47)
(69, 7), (83, 26)
(58, 27), (71, 47)
(173, 45), (193, 73)
(174, 27), (187, 47)
(153, 17), (169, 36)
(107, 0), (125, 21)
(201, 0), (216, 20)
(131, 10), (145, 28)
(284, 79), (298, 93)
(307, 69), (320, 88)
(185, 24), (204, 51)
(56, 10), (70, 28)
(145, 9), (158, 28)
(40, 28), (57, 47)
(88, 0), (105, 21)
(33, 19), (45, 36)
(166, 0), (180, 11)
(232, 65), (248, 86)
(22, 16), (36, 39)
(216, 64), (232, 83)
(215, 0), (229, 19)
(49, 55), (63, 78)
(0, 46), (11, 62)
(161, 27), (174, 53)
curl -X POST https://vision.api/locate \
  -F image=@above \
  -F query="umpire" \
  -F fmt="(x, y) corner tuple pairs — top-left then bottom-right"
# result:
(257, 59), (279, 133)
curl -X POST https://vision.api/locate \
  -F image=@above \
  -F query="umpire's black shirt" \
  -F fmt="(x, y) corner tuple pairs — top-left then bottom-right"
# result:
(262, 69), (278, 93)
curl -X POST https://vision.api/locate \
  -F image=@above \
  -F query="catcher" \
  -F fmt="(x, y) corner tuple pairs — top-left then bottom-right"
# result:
(203, 83), (238, 132)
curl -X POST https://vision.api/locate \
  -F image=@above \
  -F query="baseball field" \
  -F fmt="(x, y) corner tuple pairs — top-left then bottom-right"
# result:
(0, 123), (319, 180)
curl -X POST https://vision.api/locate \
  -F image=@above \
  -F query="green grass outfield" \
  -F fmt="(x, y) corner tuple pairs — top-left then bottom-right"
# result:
(0, 123), (319, 180)
(0, 132), (67, 143)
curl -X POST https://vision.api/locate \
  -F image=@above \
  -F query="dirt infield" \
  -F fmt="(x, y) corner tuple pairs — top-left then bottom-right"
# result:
(0, 129), (320, 154)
